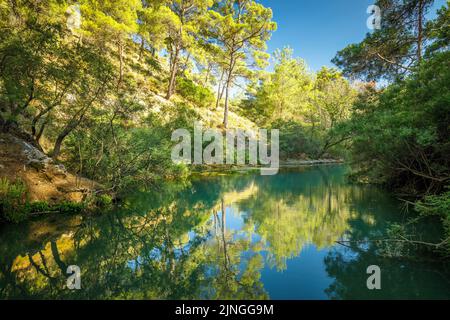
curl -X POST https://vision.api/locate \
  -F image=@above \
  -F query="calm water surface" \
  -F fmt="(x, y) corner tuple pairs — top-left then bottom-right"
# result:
(1, 165), (449, 299)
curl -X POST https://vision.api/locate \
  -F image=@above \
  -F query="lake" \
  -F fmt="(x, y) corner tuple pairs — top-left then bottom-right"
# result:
(1, 165), (449, 299)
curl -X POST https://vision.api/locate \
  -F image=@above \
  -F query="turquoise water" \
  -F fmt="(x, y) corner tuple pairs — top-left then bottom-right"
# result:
(1, 165), (449, 299)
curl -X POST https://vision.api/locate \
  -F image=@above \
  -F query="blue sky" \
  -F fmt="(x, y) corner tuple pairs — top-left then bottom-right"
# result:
(259, 0), (447, 72)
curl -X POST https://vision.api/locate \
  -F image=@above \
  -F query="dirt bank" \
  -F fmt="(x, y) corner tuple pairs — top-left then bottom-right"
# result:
(0, 133), (101, 204)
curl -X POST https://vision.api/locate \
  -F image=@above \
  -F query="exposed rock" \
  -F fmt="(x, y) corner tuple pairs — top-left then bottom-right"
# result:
(28, 159), (47, 171)
(46, 164), (68, 178)
(11, 137), (54, 171)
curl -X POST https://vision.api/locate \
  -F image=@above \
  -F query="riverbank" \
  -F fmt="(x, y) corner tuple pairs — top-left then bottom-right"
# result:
(280, 159), (344, 167)
(191, 159), (344, 177)
(1, 133), (344, 223)
(0, 133), (102, 203)
(0, 133), (109, 223)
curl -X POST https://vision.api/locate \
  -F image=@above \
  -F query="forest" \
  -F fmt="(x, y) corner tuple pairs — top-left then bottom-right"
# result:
(0, 0), (449, 260)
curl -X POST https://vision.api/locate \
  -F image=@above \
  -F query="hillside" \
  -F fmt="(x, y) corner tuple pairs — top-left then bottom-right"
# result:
(0, 133), (100, 204)
(0, 43), (257, 206)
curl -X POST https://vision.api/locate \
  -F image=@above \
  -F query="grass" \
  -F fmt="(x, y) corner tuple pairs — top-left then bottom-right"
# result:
(0, 177), (85, 223)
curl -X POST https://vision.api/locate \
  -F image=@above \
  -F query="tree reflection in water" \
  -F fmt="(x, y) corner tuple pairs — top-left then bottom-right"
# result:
(1, 165), (449, 299)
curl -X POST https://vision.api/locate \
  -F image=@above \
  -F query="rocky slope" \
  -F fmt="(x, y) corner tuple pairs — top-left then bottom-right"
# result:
(0, 133), (100, 204)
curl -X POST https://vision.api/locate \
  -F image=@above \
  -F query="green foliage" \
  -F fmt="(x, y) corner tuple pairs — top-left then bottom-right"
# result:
(240, 48), (356, 159)
(269, 120), (321, 160)
(0, 0), (446, 259)
(56, 201), (85, 214)
(425, 4), (450, 56)
(29, 200), (84, 215)
(63, 100), (196, 192)
(413, 188), (450, 254)
(0, 0), (66, 129)
(0, 177), (85, 223)
(159, 0), (214, 99)
(80, 0), (141, 37)
(27, 201), (52, 213)
(416, 189), (450, 236)
(95, 194), (114, 208)
(207, 0), (277, 126)
(241, 47), (313, 124)
(331, 1), (450, 258)
(0, 0), (115, 160)
(416, 190), (450, 217)
(332, 0), (436, 81)
(346, 51), (450, 194)
(176, 78), (215, 108)
(0, 178), (29, 223)
(0, 0), (277, 188)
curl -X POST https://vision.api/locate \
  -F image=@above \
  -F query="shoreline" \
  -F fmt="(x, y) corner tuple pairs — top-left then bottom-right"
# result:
(191, 159), (345, 177)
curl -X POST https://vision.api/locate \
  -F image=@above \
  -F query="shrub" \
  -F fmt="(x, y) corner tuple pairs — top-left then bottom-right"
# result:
(0, 178), (85, 223)
(64, 107), (194, 192)
(0, 178), (29, 223)
(416, 189), (450, 237)
(269, 119), (321, 159)
(346, 51), (450, 194)
(95, 194), (113, 208)
(56, 201), (84, 214)
(176, 78), (215, 109)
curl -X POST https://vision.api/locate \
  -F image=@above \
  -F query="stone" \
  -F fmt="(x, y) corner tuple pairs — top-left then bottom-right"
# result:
(47, 164), (67, 178)
(28, 159), (46, 171)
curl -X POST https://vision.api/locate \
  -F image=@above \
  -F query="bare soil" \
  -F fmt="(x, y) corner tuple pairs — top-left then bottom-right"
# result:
(0, 133), (100, 204)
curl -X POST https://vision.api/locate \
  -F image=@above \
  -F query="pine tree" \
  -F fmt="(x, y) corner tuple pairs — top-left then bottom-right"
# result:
(208, 0), (276, 128)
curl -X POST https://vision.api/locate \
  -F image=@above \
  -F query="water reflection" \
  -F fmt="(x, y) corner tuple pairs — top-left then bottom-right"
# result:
(0, 165), (449, 299)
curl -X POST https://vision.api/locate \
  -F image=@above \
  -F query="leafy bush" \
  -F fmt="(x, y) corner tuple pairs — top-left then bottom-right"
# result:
(64, 102), (197, 193)
(0, 178), (85, 223)
(346, 51), (450, 194)
(0, 178), (29, 223)
(95, 194), (113, 208)
(56, 201), (84, 214)
(176, 78), (215, 108)
(416, 189), (450, 237)
(269, 119), (321, 159)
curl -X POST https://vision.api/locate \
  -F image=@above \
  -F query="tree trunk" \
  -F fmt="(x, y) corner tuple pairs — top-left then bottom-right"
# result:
(52, 118), (80, 160)
(35, 116), (49, 144)
(31, 111), (45, 137)
(203, 64), (212, 87)
(0, 113), (5, 132)
(221, 199), (229, 271)
(52, 88), (102, 159)
(223, 81), (230, 128)
(166, 47), (180, 100)
(223, 68), (233, 128)
(139, 37), (145, 61)
(223, 55), (236, 128)
(52, 133), (66, 160)
(118, 40), (124, 89)
(50, 241), (67, 273)
(215, 69), (225, 110)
